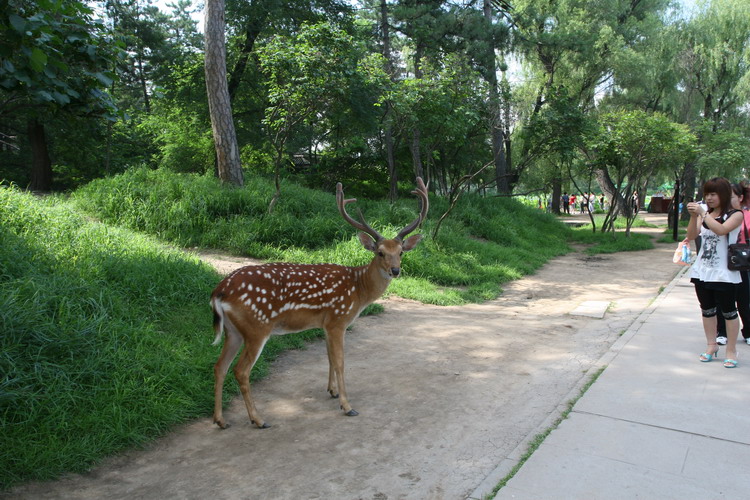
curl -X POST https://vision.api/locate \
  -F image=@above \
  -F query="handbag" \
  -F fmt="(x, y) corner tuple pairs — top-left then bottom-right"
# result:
(673, 238), (692, 266)
(727, 216), (750, 271)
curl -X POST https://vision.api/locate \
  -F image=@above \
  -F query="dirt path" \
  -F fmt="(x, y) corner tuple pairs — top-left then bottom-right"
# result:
(7, 214), (680, 500)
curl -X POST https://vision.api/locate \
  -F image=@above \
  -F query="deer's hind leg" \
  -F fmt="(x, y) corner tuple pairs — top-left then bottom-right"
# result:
(213, 321), (244, 429)
(233, 329), (271, 428)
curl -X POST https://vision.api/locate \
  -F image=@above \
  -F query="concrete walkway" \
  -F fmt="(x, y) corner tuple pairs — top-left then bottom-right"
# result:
(472, 268), (750, 500)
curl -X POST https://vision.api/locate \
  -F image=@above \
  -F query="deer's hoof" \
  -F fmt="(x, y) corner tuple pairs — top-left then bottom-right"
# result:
(253, 420), (271, 429)
(214, 419), (230, 430)
(329, 390), (339, 399)
(344, 409), (359, 417)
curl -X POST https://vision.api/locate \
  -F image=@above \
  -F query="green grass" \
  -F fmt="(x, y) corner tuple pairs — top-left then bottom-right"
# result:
(570, 215), (657, 254)
(572, 229), (654, 254)
(71, 167), (574, 304)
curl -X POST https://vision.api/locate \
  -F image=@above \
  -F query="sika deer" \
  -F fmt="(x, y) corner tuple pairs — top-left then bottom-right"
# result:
(210, 178), (429, 428)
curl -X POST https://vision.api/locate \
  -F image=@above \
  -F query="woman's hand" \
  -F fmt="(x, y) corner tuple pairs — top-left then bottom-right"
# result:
(687, 202), (705, 218)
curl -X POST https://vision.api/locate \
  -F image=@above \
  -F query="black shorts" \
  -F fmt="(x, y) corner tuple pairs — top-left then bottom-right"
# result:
(691, 278), (738, 316)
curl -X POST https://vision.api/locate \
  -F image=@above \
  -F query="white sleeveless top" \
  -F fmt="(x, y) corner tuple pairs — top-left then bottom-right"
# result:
(690, 211), (742, 284)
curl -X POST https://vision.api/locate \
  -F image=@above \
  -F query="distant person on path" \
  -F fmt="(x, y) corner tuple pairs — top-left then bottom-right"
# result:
(562, 192), (570, 214)
(687, 177), (744, 368)
(632, 191), (639, 214)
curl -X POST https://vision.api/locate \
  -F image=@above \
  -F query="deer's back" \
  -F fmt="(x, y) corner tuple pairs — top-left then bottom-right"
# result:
(212, 263), (365, 333)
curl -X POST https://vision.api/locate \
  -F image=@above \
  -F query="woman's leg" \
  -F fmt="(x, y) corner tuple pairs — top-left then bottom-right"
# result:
(716, 287), (740, 364)
(694, 281), (720, 357)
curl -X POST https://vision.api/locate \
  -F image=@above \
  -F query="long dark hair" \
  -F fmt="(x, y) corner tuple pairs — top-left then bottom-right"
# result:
(703, 177), (733, 215)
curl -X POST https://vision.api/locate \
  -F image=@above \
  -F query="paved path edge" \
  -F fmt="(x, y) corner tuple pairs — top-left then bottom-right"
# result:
(467, 266), (688, 500)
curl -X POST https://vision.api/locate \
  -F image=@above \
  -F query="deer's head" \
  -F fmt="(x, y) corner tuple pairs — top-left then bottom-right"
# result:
(337, 178), (429, 279)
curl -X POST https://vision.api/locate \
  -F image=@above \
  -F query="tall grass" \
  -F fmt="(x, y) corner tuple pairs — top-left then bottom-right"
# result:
(0, 187), (321, 489)
(72, 168), (574, 304)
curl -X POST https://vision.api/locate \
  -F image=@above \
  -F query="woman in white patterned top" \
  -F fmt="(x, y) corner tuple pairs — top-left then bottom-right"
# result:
(686, 177), (744, 368)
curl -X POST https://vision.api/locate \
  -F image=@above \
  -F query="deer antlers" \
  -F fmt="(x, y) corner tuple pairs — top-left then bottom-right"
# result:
(336, 177), (429, 242)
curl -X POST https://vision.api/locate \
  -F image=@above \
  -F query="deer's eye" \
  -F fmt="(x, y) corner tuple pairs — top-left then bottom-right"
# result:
(399, 251), (403, 256)
(378, 251), (384, 257)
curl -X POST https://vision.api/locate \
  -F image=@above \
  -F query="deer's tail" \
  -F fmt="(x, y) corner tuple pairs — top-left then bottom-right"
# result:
(210, 293), (225, 346)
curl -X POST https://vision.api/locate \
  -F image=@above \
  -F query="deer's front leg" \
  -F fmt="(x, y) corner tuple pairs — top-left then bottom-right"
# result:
(327, 355), (339, 399)
(325, 328), (358, 417)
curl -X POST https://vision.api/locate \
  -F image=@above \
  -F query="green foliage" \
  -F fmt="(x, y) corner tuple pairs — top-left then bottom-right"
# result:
(384, 53), (489, 191)
(591, 110), (697, 174)
(142, 103), (214, 174)
(256, 21), (387, 169)
(522, 86), (591, 162)
(695, 127), (750, 180)
(679, 0), (750, 131)
(0, 0), (120, 114)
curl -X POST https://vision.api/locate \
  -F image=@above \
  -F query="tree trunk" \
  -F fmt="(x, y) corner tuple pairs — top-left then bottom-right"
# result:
(227, 11), (268, 102)
(410, 128), (424, 180)
(551, 177), (562, 214)
(136, 51), (151, 113)
(105, 119), (112, 175)
(380, 0), (398, 202)
(502, 77), (513, 190)
(681, 161), (697, 220)
(28, 118), (52, 191)
(205, 0), (244, 186)
(385, 119), (398, 202)
(484, 0), (509, 194)
(410, 43), (425, 181)
(595, 167), (627, 216)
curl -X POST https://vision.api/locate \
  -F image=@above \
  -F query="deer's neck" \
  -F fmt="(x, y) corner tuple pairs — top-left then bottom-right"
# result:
(353, 262), (392, 305)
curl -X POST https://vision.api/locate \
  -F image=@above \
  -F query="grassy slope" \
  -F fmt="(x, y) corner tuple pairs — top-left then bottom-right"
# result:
(71, 167), (574, 304)
(0, 187), (321, 488)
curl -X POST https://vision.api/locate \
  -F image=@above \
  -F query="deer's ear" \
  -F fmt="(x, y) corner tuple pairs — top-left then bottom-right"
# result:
(401, 234), (423, 252)
(358, 232), (378, 252)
